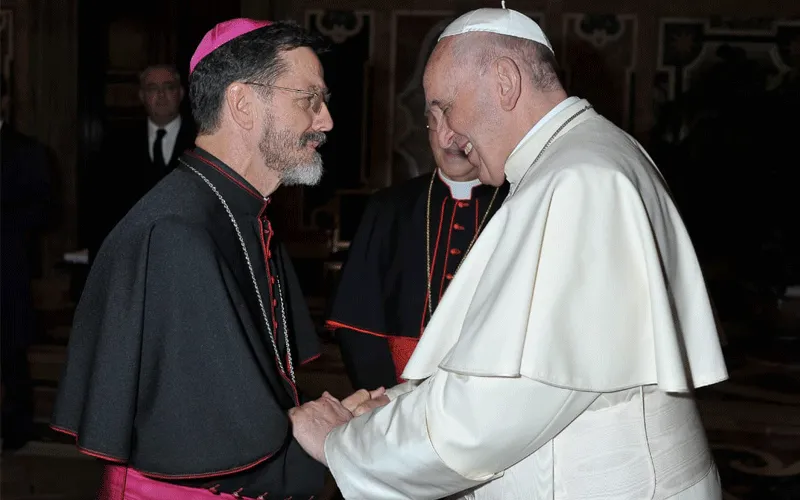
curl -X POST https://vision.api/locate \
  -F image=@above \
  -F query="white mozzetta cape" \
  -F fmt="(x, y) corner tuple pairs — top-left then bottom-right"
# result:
(404, 99), (727, 391)
(325, 99), (727, 499)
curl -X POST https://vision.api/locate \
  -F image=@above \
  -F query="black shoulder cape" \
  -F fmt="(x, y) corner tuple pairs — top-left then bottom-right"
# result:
(51, 149), (321, 485)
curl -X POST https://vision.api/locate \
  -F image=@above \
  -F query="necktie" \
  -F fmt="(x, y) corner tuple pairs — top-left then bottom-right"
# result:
(153, 128), (167, 169)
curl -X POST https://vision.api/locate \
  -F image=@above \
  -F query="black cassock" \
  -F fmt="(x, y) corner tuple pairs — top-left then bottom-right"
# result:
(327, 171), (509, 390)
(51, 148), (325, 498)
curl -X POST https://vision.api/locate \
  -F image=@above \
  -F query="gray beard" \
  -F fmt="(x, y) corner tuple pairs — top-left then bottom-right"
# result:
(258, 125), (326, 187)
(280, 152), (324, 186)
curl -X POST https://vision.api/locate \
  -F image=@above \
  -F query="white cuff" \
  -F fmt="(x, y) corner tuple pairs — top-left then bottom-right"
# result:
(325, 383), (487, 499)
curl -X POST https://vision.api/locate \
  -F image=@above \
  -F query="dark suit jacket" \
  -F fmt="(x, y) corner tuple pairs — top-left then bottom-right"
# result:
(0, 124), (52, 349)
(87, 117), (196, 259)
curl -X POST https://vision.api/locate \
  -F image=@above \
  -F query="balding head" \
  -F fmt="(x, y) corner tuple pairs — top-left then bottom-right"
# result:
(454, 32), (562, 91)
(423, 31), (567, 186)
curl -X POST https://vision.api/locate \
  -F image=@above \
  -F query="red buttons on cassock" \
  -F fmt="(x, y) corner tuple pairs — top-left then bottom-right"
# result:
(453, 223), (465, 230)
(446, 273), (454, 280)
(449, 248), (461, 255)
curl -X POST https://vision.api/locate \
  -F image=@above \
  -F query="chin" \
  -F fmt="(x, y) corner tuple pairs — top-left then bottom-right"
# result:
(282, 161), (324, 187)
(478, 168), (504, 187)
(440, 165), (479, 182)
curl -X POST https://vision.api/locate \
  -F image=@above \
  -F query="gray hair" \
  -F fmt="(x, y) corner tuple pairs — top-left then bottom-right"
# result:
(453, 33), (562, 92)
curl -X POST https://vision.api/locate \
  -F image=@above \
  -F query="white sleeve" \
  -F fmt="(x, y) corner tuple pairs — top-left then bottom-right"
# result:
(324, 370), (599, 499)
(384, 380), (420, 401)
(425, 371), (599, 480)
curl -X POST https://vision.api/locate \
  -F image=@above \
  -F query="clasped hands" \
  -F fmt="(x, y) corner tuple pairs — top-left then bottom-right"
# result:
(289, 388), (389, 465)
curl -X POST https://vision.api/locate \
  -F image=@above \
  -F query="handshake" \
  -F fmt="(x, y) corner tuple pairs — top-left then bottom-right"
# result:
(289, 388), (389, 465)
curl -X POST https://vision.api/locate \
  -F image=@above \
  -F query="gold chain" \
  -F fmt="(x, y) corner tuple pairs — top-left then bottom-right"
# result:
(425, 172), (499, 318)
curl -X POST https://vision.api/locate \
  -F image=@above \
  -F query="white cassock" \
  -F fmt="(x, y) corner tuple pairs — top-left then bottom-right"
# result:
(324, 98), (729, 499)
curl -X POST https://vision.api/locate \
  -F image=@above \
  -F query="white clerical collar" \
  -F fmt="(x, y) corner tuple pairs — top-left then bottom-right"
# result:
(437, 169), (481, 200)
(147, 115), (181, 137)
(504, 98), (595, 189)
(509, 96), (580, 156)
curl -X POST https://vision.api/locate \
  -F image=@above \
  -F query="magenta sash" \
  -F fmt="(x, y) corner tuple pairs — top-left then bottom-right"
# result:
(99, 465), (259, 500)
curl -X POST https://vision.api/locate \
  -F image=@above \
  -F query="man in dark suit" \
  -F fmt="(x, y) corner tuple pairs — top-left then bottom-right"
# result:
(88, 64), (196, 260)
(1, 75), (52, 450)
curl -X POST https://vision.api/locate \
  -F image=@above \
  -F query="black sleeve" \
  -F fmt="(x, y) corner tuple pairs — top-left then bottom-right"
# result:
(338, 330), (398, 391)
(326, 195), (390, 334)
(326, 195), (400, 390)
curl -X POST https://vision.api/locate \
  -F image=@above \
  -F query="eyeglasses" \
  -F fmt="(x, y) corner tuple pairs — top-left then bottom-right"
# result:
(143, 82), (180, 95)
(245, 82), (331, 114)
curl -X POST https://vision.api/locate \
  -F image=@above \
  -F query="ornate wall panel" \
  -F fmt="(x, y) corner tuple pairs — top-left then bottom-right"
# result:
(104, 19), (178, 122)
(651, 17), (800, 265)
(301, 10), (374, 227)
(656, 18), (799, 104)
(390, 10), (545, 183)
(561, 14), (638, 131)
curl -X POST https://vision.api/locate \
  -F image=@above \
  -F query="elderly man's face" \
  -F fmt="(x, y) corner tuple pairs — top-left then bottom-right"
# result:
(423, 39), (506, 187)
(140, 68), (183, 126)
(426, 109), (478, 182)
(257, 47), (333, 186)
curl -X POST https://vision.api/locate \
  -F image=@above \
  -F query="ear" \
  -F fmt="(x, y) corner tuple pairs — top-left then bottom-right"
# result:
(225, 83), (256, 130)
(138, 89), (145, 105)
(179, 86), (185, 102)
(494, 57), (522, 112)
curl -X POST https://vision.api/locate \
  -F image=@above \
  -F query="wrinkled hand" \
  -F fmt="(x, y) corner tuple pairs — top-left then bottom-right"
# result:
(288, 392), (353, 465)
(341, 387), (387, 416)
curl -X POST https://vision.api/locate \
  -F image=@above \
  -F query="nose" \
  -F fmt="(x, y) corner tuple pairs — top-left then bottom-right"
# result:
(314, 102), (334, 132)
(436, 119), (455, 150)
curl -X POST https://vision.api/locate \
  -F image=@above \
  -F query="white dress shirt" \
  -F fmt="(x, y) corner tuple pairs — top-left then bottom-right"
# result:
(147, 116), (182, 164)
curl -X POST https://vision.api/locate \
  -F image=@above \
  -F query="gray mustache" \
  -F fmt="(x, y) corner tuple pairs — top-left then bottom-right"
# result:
(300, 132), (327, 147)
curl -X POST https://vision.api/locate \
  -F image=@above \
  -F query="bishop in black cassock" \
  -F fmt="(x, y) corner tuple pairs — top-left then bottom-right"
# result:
(54, 148), (324, 493)
(52, 19), (334, 499)
(327, 122), (509, 390)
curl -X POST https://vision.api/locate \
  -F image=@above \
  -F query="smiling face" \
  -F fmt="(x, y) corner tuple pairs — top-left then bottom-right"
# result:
(425, 107), (478, 181)
(423, 37), (510, 186)
(256, 46), (334, 186)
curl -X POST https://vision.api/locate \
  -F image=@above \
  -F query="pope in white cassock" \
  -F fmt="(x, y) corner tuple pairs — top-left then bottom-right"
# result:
(289, 7), (729, 500)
